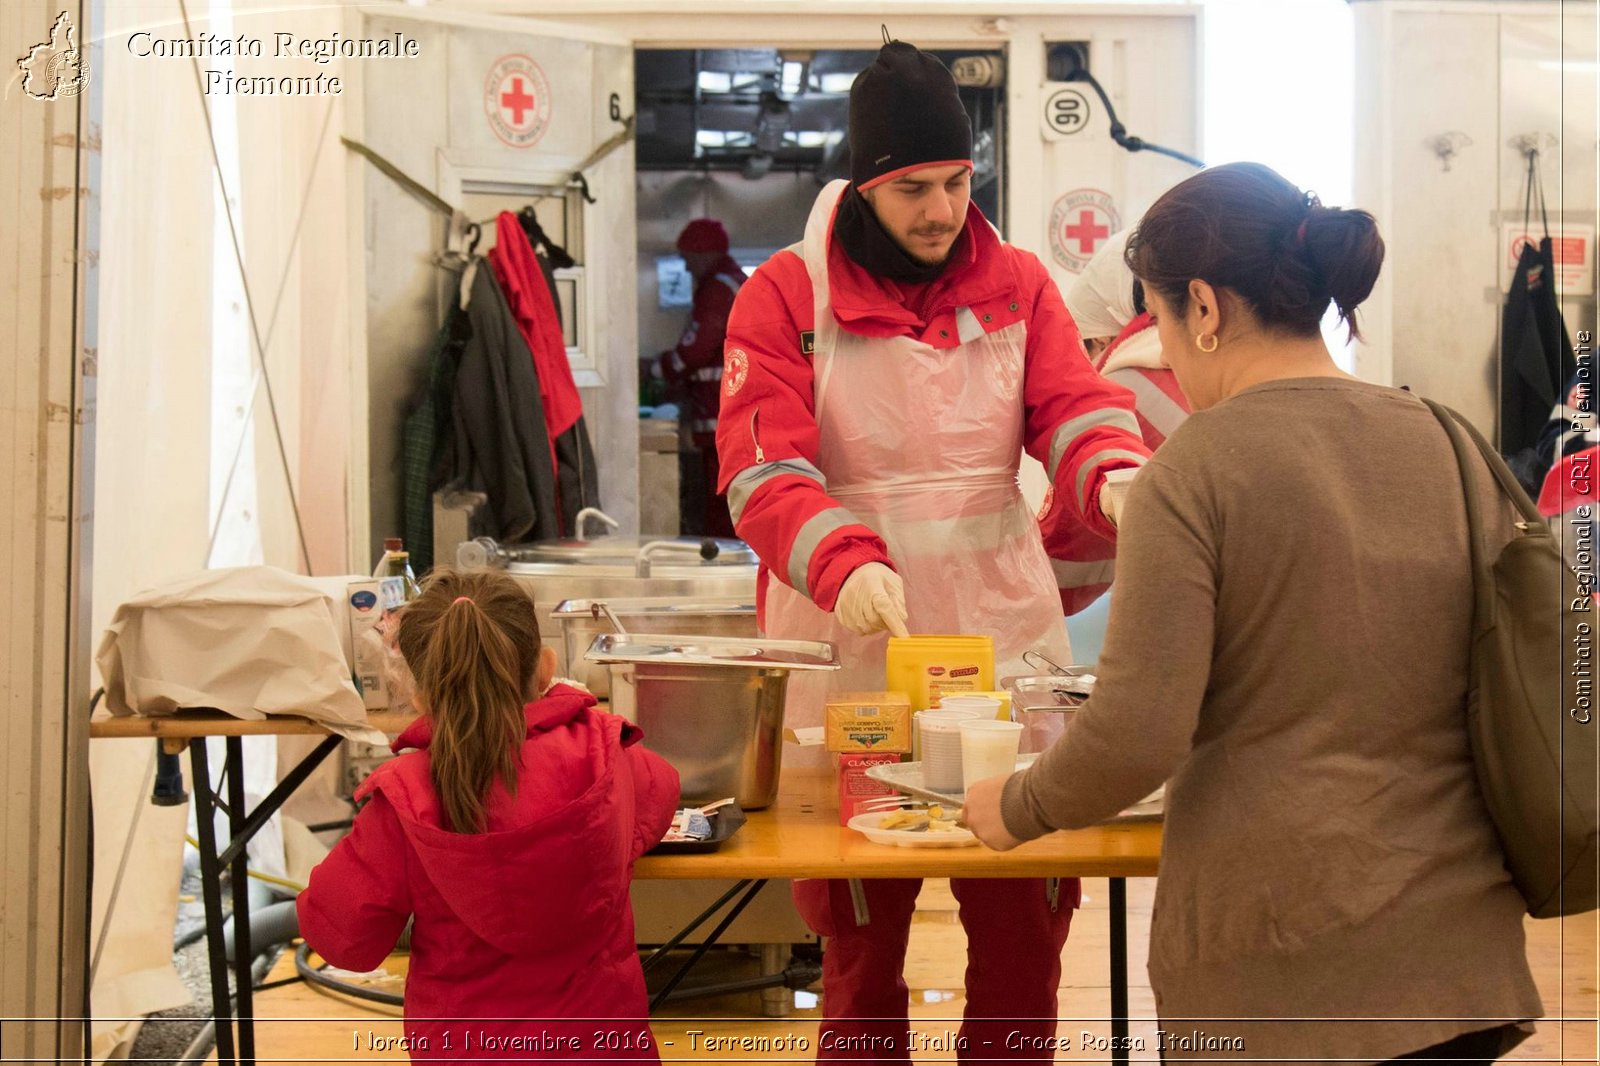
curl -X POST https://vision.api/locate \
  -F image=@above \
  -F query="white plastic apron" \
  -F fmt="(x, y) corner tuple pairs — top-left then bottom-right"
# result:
(769, 182), (1070, 768)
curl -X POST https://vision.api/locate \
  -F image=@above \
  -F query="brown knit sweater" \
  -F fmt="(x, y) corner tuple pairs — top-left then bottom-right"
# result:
(1002, 378), (1542, 1062)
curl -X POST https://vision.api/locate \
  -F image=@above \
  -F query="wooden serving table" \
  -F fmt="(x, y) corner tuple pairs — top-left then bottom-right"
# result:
(90, 713), (1162, 1064)
(635, 767), (1161, 1061)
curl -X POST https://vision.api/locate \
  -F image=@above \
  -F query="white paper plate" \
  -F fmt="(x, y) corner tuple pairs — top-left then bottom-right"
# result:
(864, 758), (1164, 821)
(846, 811), (980, 848)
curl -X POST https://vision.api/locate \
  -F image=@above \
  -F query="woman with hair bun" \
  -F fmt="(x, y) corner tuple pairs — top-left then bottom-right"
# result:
(298, 567), (679, 1061)
(966, 163), (1543, 1062)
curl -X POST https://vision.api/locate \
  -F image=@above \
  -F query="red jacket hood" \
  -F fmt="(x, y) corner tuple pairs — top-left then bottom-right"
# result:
(357, 685), (646, 957)
(824, 191), (1018, 338)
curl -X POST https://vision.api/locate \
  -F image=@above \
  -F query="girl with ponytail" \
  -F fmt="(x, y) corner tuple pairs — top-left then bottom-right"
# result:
(299, 568), (679, 1061)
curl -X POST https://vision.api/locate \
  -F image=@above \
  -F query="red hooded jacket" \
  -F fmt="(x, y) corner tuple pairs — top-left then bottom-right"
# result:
(297, 685), (679, 1060)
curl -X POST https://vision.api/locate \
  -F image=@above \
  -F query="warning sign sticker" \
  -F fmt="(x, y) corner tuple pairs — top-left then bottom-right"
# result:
(1502, 224), (1595, 297)
(484, 54), (552, 149)
(1049, 189), (1121, 273)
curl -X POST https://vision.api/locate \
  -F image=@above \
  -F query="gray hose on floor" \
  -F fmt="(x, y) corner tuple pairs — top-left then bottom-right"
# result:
(223, 900), (300, 962)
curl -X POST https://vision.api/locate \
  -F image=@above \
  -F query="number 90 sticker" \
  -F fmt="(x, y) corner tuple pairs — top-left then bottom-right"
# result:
(724, 348), (750, 397)
(1042, 87), (1092, 139)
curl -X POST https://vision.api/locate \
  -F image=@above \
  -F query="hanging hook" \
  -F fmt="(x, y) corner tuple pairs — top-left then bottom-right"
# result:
(465, 222), (481, 256)
(881, 23), (893, 45)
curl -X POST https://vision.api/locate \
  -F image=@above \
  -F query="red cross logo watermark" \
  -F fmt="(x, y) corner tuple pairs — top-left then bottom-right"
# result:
(1049, 189), (1122, 273)
(484, 54), (551, 149)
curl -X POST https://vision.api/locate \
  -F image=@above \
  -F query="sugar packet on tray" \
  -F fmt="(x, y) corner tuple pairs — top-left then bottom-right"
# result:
(661, 797), (736, 842)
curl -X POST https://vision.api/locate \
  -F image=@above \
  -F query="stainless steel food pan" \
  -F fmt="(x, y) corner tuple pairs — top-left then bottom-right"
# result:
(549, 597), (756, 697)
(586, 634), (839, 808)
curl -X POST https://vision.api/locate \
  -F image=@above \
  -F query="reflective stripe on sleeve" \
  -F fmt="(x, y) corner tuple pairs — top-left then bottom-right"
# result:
(1073, 449), (1149, 510)
(1115, 372), (1190, 442)
(1050, 557), (1117, 589)
(787, 506), (859, 597)
(1047, 409), (1143, 482)
(726, 457), (827, 525)
(691, 365), (724, 382)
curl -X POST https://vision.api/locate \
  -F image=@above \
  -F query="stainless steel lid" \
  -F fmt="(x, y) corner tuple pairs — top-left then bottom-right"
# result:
(551, 597), (755, 618)
(1006, 673), (1096, 710)
(584, 632), (840, 670)
(507, 537), (757, 567)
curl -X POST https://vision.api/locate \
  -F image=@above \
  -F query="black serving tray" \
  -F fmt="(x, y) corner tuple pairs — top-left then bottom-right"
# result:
(646, 804), (747, 854)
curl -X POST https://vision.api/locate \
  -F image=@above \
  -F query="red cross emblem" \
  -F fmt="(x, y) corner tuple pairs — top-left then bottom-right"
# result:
(1049, 189), (1122, 273)
(1064, 210), (1111, 255)
(500, 77), (534, 125)
(484, 55), (551, 149)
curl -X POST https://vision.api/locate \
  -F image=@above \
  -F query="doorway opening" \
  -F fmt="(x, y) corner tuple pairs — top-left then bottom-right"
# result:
(633, 45), (1007, 535)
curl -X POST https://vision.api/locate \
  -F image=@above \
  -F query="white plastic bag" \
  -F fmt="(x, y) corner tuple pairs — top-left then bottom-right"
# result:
(96, 566), (387, 744)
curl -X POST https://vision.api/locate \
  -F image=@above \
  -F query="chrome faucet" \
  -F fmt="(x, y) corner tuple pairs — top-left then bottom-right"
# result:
(573, 507), (620, 541)
(634, 538), (719, 578)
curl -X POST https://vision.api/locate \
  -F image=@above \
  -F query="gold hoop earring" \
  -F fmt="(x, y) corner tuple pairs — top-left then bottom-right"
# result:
(1196, 332), (1219, 353)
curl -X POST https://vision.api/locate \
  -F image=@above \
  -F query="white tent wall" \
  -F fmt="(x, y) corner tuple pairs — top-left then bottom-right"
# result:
(1355, 0), (1599, 434)
(89, 4), (212, 1049)
(89, 0), (359, 1055)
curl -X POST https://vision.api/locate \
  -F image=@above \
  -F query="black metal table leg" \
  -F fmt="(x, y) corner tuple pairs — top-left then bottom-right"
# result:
(648, 879), (768, 1010)
(189, 739), (236, 1066)
(226, 737), (255, 1066)
(1110, 877), (1129, 1064)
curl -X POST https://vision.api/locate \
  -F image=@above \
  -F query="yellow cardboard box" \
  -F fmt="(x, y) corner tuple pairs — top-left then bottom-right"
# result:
(825, 691), (912, 753)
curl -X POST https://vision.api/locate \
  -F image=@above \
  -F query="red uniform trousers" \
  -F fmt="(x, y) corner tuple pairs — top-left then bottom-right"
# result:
(792, 876), (1078, 1063)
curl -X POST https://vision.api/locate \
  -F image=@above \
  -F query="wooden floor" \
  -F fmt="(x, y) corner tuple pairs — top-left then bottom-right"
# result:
(230, 878), (1597, 1064)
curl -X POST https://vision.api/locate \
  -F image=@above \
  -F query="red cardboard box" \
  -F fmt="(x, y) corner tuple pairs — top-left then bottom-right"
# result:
(837, 750), (906, 825)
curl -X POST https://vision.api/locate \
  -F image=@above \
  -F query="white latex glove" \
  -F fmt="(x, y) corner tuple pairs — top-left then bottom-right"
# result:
(1098, 481), (1119, 527)
(834, 562), (910, 639)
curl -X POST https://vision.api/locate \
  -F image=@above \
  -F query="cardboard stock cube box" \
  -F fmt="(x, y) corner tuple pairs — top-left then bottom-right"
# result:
(837, 750), (907, 826)
(345, 580), (388, 709)
(824, 691), (912, 753)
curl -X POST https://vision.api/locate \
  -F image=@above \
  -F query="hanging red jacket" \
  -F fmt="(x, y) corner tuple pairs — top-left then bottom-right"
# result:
(297, 685), (679, 1061)
(489, 212), (584, 441)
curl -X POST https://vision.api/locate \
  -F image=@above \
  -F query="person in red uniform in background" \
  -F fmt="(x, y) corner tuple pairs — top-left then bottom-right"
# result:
(715, 37), (1150, 1063)
(1043, 227), (1194, 615)
(298, 568), (679, 1061)
(651, 219), (745, 537)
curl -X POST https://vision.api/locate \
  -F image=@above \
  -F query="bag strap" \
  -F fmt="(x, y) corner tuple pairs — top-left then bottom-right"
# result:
(1421, 398), (1547, 527)
(1422, 398), (1494, 635)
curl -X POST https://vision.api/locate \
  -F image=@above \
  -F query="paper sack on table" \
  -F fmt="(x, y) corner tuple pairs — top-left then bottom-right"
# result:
(95, 565), (389, 744)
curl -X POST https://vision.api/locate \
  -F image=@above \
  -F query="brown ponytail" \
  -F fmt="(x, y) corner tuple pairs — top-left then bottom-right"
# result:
(1125, 161), (1384, 341)
(395, 568), (542, 833)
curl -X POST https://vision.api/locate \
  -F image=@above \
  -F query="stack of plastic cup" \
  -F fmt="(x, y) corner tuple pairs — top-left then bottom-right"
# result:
(960, 719), (1024, 790)
(916, 708), (980, 792)
(937, 694), (1004, 720)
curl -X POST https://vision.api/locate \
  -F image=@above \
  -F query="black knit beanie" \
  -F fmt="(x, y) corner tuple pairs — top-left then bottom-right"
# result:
(848, 40), (973, 190)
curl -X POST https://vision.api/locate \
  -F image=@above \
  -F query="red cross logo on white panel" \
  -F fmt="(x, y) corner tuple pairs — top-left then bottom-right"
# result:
(484, 54), (552, 149)
(1049, 189), (1122, 274)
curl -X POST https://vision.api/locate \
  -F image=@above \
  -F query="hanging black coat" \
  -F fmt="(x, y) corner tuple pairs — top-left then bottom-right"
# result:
(1501, 235), (1576, 476)
(437, 263), (563, 545)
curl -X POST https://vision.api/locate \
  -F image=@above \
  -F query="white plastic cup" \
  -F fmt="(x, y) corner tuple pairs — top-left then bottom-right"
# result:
(960, 719), (1024, 790)
(916, 708), (979, 792)
(938, 695), (1004, 720)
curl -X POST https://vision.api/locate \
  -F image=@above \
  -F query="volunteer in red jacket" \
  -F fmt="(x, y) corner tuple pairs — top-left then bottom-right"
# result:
(652, 218), (746, 537)
(1045, 228), (1193, 614)
(298, 568), (679, 1061)
(715, 37), (1150, 1062)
